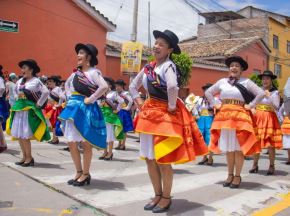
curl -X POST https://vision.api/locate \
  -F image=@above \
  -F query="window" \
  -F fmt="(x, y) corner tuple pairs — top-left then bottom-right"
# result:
(274, 64), (282, 78)
(287, 41), (290, 53)
(273, 35), (279, 49)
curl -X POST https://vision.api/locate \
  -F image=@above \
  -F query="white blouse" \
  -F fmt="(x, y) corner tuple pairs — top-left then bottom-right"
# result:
(15, 77), (49, 107)
(0, 77), (5, 98)
(118, 90), (133, 111)
(129, 59), (179, 110)
(106, 90), (124, 112)
(49, 86), (66, 105)
(258, 90), (280, 111)
(65, 67), (108, 103)
(284, 78), (290, 115)
(205, 77), (265, 108)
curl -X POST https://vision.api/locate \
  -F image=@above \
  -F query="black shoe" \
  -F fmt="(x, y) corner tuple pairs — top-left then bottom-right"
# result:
(206, 158), (214, 166)
(230, 176), (242, 189)
(62, 147), (70, 152)
(21, 158), (34, 167)
(286, 161), (290, 165)
(73, 174), (91, 186)
(115, 145), (126, 151)
(223, 174), (234, 187)
(48, 139), (59, 144)
(266, 164), (275, 175)
(249, 165), (259, 173)
(198, 158), (208, 165)
(144, 194), (162, 211)
(67, 171), (82, 185)
(99, 153), (108, 160)
(15, 160), (25, 165)
(152, 196), (172, 213)
(104, 153), (113, 161)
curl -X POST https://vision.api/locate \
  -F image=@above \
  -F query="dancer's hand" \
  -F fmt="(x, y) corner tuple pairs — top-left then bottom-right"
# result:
(168, 107), (176, 114)
(251, 108), (256, 115)
(265, 90), (270, 98)
(214, 104), (221, 110)
(135, 98), (144, 109)
(244, 104), (251, 110)
(84, 97), (91, 104)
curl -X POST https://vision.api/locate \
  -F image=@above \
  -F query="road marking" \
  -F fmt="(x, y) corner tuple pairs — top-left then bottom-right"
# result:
(74, 171), (228, 208)
(252, 192), (290, 216)
(33, 163), (195, 184)
(202, 180), (290, 216)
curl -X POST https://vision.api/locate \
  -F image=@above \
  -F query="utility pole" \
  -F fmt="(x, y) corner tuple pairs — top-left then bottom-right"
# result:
(148, 1), (151, 48)
(131, 0), (138, 42)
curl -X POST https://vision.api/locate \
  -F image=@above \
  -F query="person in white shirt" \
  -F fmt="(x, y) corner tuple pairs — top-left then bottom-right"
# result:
(58, 43), (108, 187)
(249, 70), (282, 175)
(7, 59), (51, 166)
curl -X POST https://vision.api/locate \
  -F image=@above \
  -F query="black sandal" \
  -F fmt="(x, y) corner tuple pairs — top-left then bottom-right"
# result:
(144, 194), (162, 211)
(152, 196), (172, 213)
(223, 174), (234, 187)
(230, 176), (242, 189)
(67, 170), (82, 185)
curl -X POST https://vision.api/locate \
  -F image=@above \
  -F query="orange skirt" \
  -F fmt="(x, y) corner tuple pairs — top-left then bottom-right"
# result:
(134, 98), (208, 164)
(44, 103), (63, 128)
(255, 110), (282, 149)
(281, 117), (290, 135)
(209, 104), (260, 156)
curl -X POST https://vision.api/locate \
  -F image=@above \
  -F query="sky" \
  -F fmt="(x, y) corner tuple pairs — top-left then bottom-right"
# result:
(88, 0), (290, 45)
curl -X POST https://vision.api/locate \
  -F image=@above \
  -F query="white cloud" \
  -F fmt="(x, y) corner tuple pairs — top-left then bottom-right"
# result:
(88, 0), (203, 45)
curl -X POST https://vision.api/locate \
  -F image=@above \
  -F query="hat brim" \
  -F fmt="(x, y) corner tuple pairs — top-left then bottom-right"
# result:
(75, 43), (98, 65)
(18, 60), (40, 73)
(202, 84), (213, 90)
(225, 57), (248, 71)
(258, 74), (277, 80)
(153, 30), (181, 54)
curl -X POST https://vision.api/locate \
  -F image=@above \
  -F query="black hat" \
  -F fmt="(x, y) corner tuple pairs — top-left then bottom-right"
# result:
(202, 83), (213, 90)
(18, 59), (40, 74)
(153, 30), (181, 54)
(104, 77), (115, 89)
(75, 43), (98, 66)
(115, 79), (126, 86)
(258, 70), (277, 80)
(47, 76), (61, 85)
(225, 56), (248, 71)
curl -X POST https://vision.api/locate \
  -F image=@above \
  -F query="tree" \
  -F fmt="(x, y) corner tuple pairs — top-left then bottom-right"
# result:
(249, 73), (279, 89)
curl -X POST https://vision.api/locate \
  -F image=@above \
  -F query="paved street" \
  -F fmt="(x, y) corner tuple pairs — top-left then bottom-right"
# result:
(0, 133), (290, 216)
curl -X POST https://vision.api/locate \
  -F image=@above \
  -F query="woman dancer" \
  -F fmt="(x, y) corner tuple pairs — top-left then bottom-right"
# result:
(249, 70), (282, 175)
(130, 30), (208, 213)
(7, 59), (51, 165)
(45, 76), (65, 144)
(99, 77), (125, 160)
(196, 83), (215, 165)
(205, 56), (264, 188)
(59, 43), (108, 186)
(0, 67), (9, 153)
(115, 80), (134, 150)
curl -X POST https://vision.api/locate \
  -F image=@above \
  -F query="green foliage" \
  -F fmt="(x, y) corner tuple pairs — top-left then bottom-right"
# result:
(146, 52), (193, 87)
(147, 55), (155, 63)
(171, 52), (193, 87)
(249, 73), (279, 89)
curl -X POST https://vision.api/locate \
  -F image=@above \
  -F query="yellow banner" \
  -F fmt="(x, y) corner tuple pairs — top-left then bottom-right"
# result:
(121, 41), (143, 75)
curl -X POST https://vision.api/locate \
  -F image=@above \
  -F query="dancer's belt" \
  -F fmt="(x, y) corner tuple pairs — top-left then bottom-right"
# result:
(256, 104), (274, 112)
(200, 109), (211, 116)
(222, 99), (244, 105)
(18, 93), (27, 100)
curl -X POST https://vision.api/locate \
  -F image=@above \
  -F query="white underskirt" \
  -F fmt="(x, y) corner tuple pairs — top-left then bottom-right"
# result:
(63, 120), (85, 143)
(283, 135), (290, 149)
(218, 128), (241, 152)
(106, 123), (116, 142)
(139, 133), (154, 160)
(11, 111), (33, 139)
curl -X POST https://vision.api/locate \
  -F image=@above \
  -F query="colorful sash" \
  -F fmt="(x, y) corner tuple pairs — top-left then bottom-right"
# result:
(72, 70), (98, 97)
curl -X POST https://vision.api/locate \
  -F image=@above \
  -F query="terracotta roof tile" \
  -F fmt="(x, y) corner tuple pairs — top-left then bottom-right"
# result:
(180, 36), (262, 58)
